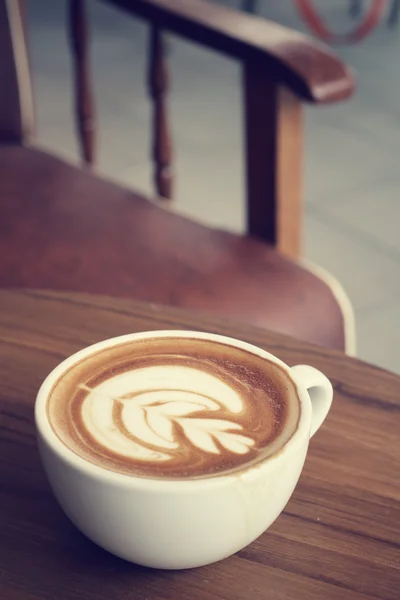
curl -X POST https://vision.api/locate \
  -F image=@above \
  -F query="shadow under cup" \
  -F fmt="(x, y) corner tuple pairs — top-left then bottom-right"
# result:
(35, 330), (333, 569)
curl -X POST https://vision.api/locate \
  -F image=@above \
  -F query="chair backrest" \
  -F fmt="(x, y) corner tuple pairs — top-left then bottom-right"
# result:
(0, 0), (354, 259)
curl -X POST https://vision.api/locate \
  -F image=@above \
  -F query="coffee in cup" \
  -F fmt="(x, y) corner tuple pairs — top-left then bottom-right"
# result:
(46, 336), (300, 479)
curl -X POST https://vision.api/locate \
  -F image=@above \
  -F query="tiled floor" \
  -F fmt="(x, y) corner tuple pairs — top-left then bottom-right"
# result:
(27, 0), (400, 373)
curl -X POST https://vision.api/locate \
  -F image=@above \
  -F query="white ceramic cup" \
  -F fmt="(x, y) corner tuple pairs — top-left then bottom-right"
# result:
(35, 330), (333, 570)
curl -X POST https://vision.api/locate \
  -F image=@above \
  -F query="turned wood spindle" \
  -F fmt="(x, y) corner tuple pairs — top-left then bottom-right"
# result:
(148, 27), (173, 200)
(69, 0), (95, 165)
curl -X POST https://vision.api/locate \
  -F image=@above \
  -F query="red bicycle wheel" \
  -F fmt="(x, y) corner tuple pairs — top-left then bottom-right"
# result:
(295, 0), (386, 43)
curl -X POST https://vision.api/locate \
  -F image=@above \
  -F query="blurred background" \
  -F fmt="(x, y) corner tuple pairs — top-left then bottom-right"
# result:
(27, 0), (400, 372)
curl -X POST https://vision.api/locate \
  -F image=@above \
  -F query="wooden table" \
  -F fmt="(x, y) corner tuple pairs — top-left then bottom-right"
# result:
(1, 289), (399, 600)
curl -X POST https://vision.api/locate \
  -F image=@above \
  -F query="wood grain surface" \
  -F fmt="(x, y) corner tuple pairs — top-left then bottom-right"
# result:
(0, 289), (399, 600)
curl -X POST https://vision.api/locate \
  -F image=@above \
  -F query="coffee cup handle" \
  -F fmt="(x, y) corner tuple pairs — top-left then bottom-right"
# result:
(291, 365), (333, 438)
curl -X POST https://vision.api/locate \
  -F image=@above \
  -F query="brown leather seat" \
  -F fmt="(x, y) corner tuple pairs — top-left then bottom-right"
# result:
(0, 146), (345, 350)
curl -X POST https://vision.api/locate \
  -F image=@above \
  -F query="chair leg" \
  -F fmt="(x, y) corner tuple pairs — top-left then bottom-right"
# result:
(388, 0), (400, 27)
(242, 0), (258, 14)
(349, 0), (362, 18)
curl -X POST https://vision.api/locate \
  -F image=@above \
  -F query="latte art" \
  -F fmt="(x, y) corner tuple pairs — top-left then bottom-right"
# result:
(47, 337), (300, 478)
(80, 366), (256, 463)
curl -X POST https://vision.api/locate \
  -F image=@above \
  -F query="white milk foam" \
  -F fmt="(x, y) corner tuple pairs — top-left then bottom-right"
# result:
(80, 365), (255, 462)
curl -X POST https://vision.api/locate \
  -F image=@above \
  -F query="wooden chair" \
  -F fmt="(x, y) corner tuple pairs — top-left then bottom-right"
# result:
(0, 0), (355, 351)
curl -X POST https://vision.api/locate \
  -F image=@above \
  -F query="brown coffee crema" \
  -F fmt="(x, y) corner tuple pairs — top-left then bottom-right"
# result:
(47, 337), (300, 479)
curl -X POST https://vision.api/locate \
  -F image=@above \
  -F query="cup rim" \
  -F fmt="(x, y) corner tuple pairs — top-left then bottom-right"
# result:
(35, 330), (312, 491)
